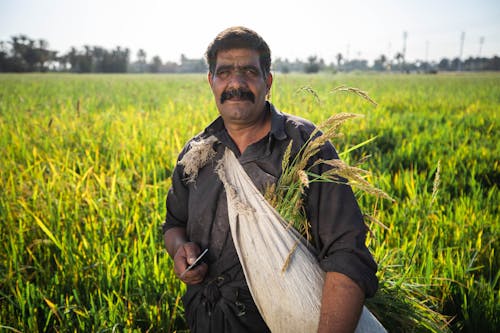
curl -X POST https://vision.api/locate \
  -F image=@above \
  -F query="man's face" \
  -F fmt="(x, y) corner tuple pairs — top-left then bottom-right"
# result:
(208, 48), (272, 127)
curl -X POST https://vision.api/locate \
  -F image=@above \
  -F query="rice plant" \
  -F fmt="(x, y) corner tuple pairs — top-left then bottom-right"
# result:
(0, 72), (498, 332)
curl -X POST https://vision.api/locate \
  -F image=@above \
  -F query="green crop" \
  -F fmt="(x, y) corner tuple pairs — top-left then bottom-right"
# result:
(0, 73), (498, 332)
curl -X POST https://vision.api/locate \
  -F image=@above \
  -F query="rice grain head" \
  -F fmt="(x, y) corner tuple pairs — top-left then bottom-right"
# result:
(179, 136), (218, 183)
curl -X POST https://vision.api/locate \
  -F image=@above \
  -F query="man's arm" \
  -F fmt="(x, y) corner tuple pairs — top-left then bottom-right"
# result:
(164, 227), (207, 285)
(164, 226), (188, 257)
(318, 272), (364, 333)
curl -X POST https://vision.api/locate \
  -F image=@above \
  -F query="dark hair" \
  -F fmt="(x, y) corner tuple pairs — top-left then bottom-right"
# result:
(205, 26), (271, 76)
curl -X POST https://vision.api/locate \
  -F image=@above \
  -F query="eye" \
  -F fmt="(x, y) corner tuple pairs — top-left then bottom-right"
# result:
(216, 69), (230, 79)
(244, 68), (259, 77)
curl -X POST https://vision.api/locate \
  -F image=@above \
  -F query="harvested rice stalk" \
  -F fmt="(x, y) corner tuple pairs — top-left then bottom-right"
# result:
(178, 135), (218, 183)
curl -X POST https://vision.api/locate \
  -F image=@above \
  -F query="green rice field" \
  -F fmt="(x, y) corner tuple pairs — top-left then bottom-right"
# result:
(0, 72), (498, 332)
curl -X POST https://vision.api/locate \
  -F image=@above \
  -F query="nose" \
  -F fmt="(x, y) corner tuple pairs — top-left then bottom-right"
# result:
(227, 70), (248, 89)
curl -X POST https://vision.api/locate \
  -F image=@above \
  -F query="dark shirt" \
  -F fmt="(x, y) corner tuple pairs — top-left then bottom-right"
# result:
(163, 102), (378, 332)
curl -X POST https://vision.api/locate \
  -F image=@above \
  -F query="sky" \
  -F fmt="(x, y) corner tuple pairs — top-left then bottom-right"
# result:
(1, 0), (499, 64)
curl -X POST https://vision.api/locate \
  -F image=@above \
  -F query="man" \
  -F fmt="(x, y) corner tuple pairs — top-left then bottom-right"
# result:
(163, 26), (378, 333)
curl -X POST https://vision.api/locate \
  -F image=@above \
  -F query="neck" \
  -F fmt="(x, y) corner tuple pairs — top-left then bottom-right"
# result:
(225, 108), (271, 154)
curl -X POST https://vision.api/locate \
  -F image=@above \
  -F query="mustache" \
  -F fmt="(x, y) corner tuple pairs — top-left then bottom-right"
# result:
(220, 89), (255, 104)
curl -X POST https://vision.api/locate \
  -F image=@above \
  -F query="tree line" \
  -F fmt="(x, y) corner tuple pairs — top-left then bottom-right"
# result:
(273, 53), (500, 73)
(1, 34), (499, 73)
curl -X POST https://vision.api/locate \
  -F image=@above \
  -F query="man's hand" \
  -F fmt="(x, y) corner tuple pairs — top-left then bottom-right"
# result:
(164, 227), (208, 285)
(173, 242), (208, 284)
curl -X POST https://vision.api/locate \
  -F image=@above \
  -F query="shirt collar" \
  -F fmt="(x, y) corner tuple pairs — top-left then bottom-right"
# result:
(269, 102), (288, 141)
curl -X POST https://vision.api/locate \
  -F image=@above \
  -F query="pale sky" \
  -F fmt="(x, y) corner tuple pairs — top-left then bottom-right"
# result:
(1, 0), (499, 64)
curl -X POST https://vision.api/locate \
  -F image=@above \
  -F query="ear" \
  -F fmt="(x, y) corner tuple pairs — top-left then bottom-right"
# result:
(265, 72), (273, 92)
(208, 72), (213, 86)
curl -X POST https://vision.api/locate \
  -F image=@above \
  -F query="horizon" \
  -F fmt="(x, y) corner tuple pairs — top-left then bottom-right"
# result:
(1, 0), (499, 64)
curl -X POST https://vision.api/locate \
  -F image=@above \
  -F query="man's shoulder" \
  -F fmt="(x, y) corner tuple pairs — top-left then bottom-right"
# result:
(176, 117), (223, 158)
(283, 112), (316, 134)
(177, 131), (217, 161)
(271, 105), (338, 158)
(271, 105), (317, 143)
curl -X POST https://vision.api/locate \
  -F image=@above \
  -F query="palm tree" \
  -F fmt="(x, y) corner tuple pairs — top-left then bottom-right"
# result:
(150, 55), (162, 73)
(395, 52), (404, 72)
(336, 53), (343, 71)
(137, 49), (146, 72)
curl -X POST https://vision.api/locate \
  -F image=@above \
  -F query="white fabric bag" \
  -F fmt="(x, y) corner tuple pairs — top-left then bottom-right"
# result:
(217, 148), (386, 333)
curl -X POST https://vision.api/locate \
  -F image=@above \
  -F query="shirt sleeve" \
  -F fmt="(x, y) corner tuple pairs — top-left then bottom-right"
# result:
(162, 156), (189, 234)
(306, 142), (379, 297)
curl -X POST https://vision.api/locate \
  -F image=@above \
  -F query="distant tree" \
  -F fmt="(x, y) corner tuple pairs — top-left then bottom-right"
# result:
(179, 54), (206, 73)
(373, 54), (387, 71)
(343, 59), (369, 71)
(10, 35), (20, 58)
(61, 45), (129, 73)
(57, 53), (69, 71)
(417, 60), (435, 73)
(272, 57), (291, 73)
(2, 37), (20, 71)
(150, 55), (162, 73)
(336, 53), (343, 70)
(450, 57), (461, 71)
(137, 49), (147, 72)
(304, 55), (320, 73)
(111, 46), (129, 72)
(77, 45), (92, 72)
(163, 61), (179, 73)
(281, 66), (290, 74)
(10, 35), (32, 71)
(34, 39), (54, 71)
(437, 58), (450, 71)
(67, 47), (78, 72)
(488, 56), (500, 70)
(0, 41), (9, 71)
(92, 46), (106, 72)
(319, 58), (325, 68)
(463, 57), (480, 71)
(461, 57), (500, 71)
(180, 53), (188, 64)
(23, 39), (39, 71)
(0, 35), (56, 72)
(395, 52), (404, 72)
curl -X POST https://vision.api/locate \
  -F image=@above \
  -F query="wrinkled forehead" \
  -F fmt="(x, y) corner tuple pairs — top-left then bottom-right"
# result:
(214, 49), (261, 69)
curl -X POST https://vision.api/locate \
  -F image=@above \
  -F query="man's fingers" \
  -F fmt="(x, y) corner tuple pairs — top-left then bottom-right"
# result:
(172, 244), (190, 276)
(183, 243), (201, 265)
(173, 257), (188, 276)
(172, 242), (208, 284)
(181, 263), (208, 285)
(192, 262), (208, 276)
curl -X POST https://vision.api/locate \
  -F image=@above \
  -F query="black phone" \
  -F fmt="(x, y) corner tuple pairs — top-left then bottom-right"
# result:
(180, 248), (208, 278)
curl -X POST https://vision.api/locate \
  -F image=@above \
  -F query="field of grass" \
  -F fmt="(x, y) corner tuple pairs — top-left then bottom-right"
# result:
(0, 72), (498, 332)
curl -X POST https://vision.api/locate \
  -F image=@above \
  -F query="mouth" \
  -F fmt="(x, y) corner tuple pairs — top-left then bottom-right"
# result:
(221, 89), (255, 104)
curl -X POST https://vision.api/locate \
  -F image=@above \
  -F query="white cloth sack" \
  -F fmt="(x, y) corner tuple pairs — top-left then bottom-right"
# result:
(217, 148), (386, 333)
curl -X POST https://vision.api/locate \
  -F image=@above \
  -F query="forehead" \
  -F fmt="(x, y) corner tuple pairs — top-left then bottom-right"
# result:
(215, 48), (260, 68)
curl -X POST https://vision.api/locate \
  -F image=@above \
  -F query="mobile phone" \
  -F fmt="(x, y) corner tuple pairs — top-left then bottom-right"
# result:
(180, 248), (208, 278)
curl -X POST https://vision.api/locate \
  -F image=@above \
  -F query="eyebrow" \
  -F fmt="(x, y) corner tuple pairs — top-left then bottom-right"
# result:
(215, 64), (233, 71)
(215, 64), (260, 72)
